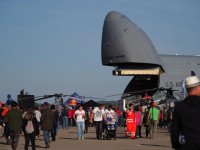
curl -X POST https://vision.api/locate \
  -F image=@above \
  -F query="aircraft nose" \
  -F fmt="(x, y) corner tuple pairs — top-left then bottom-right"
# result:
(105, 11), (123, 22)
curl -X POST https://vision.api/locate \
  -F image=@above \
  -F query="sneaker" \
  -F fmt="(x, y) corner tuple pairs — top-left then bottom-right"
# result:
(131, 136), (135, 139)
(81, 136), (84, 140)
(52, 139), (56, 141)
(46, 143), (50, 149)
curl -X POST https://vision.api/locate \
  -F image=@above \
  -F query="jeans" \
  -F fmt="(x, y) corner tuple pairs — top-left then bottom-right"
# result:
(35, 121), (40, 137)
(118, 116), (121, 126)
(94, 121), (102, 139)
(56, 122), (59, 133)
(10, 131), (20, 150)
(136, 125), (141, 137)
(24, 132), (35, 150)
(146, 125), (150, 137)
(68, 118), (72, 127)
(51, 122), (58, 141)
(85, 120), (88, 133)
(62, 116), (68, 128)
(77, 122), (85, 139)
(43, 130), (51, 144)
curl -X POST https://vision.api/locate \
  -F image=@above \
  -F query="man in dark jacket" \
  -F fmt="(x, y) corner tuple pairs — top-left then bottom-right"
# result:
(50, 104), (59, 141)
(171, 76), (200, 150)
(4, 101), (22, 150)
(41, 102), (53, 148)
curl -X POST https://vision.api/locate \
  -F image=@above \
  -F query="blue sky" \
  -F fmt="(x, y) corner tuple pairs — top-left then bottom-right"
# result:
(0, 0), (200, 103)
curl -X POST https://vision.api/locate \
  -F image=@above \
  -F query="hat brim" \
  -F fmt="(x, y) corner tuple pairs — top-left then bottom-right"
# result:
(186, 82), (200, 88)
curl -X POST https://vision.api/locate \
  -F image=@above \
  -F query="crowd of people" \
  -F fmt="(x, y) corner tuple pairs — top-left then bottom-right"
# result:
(0, 75), (200, 150)
(0, 95), (174, 150)
(0, 95), (122, 150)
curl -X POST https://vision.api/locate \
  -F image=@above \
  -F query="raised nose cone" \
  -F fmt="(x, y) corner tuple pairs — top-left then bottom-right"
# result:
(101, 11), (165, 72)
(104, 11), (123, 22)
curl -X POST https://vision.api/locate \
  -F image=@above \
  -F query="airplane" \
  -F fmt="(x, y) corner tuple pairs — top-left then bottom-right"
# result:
(101, 11), (200, 103)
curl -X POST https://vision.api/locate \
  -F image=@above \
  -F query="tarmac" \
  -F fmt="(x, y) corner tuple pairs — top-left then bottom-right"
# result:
(0, 126), (172, 150)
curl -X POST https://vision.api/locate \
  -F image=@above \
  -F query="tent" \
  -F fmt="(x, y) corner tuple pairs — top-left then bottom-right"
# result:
(65, 92), (85, 106)
(83, 99), (100, 108)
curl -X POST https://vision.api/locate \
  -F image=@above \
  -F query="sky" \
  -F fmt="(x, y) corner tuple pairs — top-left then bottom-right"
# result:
(0, 0), (200, 103)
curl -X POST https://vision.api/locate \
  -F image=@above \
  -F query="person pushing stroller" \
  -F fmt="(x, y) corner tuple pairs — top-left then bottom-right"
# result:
(104, 105), (117, 140)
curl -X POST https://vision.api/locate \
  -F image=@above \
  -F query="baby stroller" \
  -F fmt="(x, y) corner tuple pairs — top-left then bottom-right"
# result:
(103, 118), (116, 140)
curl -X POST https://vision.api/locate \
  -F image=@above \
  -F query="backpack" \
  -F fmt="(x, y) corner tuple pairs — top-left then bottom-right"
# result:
(25, 120), (34, 134)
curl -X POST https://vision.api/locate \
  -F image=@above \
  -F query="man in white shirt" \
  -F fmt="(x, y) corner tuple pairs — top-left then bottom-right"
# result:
(74, 105), (85, 140)
(90, 104), (105, 140)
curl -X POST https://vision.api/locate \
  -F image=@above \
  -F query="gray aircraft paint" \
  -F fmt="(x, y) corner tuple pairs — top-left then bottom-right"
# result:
(101, 11), (200, 99)
(102, 11), (165, 72)
(160, 55), (200, 98)
(121, 55), (200, 100)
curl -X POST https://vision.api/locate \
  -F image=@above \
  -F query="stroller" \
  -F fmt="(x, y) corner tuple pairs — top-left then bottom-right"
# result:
(103, 118), (116, 140)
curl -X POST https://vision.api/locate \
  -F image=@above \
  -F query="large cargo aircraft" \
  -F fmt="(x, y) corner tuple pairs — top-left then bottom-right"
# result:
(101, 11), (200, 101)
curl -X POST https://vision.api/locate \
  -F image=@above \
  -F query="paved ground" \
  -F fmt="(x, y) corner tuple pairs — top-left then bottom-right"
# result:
(0, 127), (172, 150)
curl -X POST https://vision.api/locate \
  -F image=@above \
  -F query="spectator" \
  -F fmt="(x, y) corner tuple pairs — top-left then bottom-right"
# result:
(124, 103), (136, 139)
(148, 102), (159, 139)
(34, 106), (41, 137)
(90, 104), (105, 140)
(88, 107), (94, 127)
(158, 110), (163, 129)
(105, 105), (115, 123)
(135, 106), (142, 138)
(71, 107), (76, 127)
(115, 106), (121, 126)
(171, 76), (200, 149)
(61, 107), (68, 129)
(68, 108), (73, 127)
(84, 108), (89, 133)
(143, 108), (150, 138)
(0, 101), (4, 137)
(22, 109), (37, 150)
(6, 94), (14, 106)
(2, 103), (12, 143)
(51, 104), (59, 141)
(41, 102), (53, 149)
(74, 105), (86, 140)
(4, 101), (22, 150)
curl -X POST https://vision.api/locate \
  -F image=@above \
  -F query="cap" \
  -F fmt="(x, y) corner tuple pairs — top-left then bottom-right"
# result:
(185, 76), (200, 88)
(7, 94), (11, 99)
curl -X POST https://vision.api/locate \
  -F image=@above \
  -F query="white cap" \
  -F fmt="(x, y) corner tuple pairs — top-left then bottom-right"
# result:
(185, 76), (200, 88)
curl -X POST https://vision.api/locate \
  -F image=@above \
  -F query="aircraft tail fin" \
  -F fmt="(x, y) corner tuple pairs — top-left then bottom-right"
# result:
(180, 80), (187, 100)
(191, 71), (196, 76)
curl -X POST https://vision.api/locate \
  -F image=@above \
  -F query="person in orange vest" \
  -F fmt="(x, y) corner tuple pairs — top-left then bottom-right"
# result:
(2, 103), (12, 143)
(125, 103), (136, 139)
(2, 105), (10, 117)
